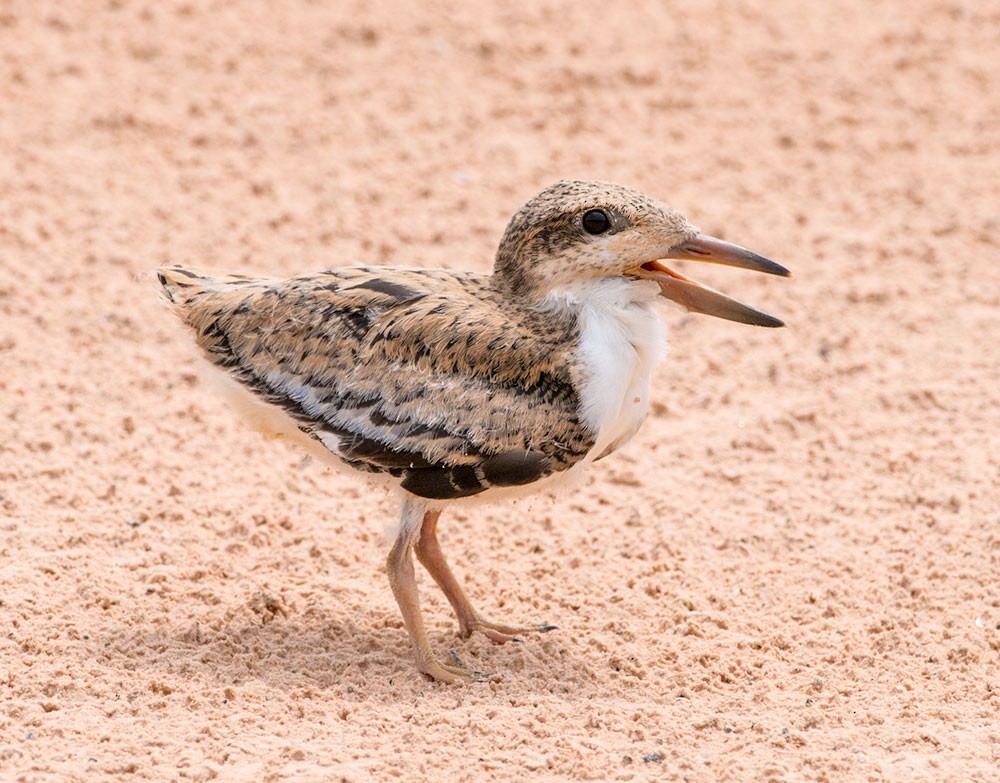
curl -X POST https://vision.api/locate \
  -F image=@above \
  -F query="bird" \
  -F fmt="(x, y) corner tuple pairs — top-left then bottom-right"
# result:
(157, 180), (789, 683)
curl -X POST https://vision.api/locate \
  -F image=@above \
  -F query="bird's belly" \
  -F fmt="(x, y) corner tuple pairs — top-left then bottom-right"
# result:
(593, 373), (652, 458)
(202, 362), (397, 483)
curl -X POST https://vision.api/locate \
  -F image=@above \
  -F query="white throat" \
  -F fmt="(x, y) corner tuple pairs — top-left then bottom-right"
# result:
(543, 278), (667, 460)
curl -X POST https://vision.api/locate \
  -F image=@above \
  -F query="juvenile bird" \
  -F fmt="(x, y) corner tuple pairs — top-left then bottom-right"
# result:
(158, 180), (789, 682)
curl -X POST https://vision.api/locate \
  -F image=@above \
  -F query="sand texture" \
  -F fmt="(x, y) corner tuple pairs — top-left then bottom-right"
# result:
(2, 1), (998, 781)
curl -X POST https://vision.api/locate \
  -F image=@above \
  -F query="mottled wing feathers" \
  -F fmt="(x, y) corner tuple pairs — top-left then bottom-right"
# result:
(158, 265), (594, 499)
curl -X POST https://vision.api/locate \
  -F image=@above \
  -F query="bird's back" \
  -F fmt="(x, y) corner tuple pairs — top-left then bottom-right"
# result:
(158, 265), (596, 499)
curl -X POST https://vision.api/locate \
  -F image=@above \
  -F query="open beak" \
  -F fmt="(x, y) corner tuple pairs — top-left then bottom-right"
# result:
(633, 234), (790, 327)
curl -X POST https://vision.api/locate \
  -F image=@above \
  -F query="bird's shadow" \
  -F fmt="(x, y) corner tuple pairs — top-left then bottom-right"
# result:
(101, 603), (589, 697)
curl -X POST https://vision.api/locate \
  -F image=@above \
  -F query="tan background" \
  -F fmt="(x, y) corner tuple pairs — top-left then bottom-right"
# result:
(1, 1), (998, 781)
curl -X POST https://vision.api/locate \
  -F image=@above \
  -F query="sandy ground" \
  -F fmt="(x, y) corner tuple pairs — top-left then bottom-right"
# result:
(2, 1), (998, 781)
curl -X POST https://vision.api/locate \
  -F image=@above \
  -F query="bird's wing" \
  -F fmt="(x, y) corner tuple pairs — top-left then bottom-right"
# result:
(159, 265), (596, 499)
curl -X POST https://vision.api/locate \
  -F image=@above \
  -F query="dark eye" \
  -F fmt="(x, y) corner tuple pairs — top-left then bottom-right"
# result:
(582, 209), (611, 235)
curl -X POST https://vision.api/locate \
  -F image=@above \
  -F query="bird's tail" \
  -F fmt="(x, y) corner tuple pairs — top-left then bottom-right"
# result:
(157, 265), (262, 307)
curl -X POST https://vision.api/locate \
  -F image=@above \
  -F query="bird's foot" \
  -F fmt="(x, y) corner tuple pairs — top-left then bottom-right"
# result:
(415, 648), (495, 684)
(460, 613), (558, 645)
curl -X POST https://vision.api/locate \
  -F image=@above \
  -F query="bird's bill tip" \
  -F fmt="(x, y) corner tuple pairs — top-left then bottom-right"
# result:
(629, 232), (789, 327)
(669, 233), (791, 277)
(635, 260), (785, 327)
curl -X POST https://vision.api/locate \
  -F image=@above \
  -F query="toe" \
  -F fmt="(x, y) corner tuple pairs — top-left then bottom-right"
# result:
(416, 650), (496, 684)
(463, 614), (559, 644)
(479, 627), (522, 645)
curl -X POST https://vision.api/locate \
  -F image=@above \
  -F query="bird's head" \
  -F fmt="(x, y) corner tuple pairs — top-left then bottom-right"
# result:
(493, 180), (789, 326)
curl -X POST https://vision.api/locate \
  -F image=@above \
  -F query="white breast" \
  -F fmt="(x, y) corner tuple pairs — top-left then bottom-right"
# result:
(544, 278), (667, 460)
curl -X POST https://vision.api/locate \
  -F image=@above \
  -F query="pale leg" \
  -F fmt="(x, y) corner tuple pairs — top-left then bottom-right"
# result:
(414, 508), (556, 644)
(386, 498), (485, 682)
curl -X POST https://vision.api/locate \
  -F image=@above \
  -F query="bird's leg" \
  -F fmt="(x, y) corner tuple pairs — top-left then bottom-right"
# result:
(414, 507), (556, 644)
(387, 498), (487, 683)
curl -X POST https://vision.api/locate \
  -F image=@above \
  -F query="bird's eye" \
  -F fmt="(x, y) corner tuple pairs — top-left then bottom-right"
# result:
(582, 209), (611, 235)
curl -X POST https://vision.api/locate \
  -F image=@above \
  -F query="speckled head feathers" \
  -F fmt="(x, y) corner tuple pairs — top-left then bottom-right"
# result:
(492, 180), (698, 299)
